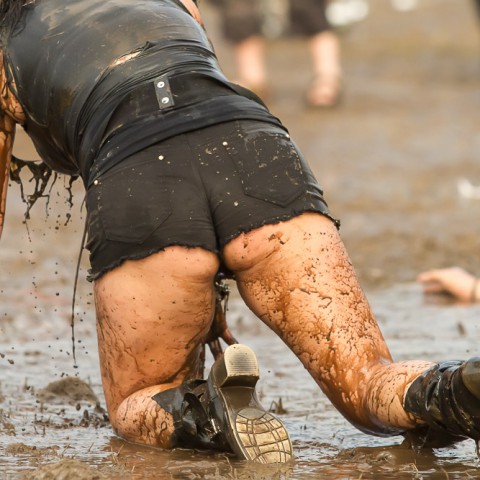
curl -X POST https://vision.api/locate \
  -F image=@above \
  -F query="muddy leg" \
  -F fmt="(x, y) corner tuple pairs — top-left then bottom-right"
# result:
(94, 246), (219, 447)
(223, 212), (433, 434)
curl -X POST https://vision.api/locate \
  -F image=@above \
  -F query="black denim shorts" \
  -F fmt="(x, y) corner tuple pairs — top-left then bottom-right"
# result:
(85, 120), (336, 280)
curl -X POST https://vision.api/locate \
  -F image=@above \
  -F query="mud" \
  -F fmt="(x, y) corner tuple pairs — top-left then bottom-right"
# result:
(1, 0), (480, 478)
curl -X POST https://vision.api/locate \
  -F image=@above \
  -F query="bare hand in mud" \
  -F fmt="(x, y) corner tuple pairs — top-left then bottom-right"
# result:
(417, 267), (479, 302)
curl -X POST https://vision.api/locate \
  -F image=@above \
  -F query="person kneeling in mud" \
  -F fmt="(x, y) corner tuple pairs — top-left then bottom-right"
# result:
(1, 0), (480, 464)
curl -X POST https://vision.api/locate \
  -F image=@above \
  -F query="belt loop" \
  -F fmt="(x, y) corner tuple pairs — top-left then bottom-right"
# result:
(154, 75), (175, 110)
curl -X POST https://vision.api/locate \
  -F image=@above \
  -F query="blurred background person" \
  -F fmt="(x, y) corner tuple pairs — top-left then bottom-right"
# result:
(208, 0), (268, 98)
(209, 0), (343, 108)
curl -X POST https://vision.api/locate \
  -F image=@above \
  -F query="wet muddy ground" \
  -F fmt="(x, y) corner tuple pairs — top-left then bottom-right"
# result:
(1, 0), (480, 478)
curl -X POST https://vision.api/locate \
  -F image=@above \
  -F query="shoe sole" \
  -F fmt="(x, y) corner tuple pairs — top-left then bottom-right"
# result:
(208, 344), (293, 464)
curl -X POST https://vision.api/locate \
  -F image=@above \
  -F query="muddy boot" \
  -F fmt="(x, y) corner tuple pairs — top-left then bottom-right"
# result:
(404, 358), (480, 447)
(153, 344), (293, 463)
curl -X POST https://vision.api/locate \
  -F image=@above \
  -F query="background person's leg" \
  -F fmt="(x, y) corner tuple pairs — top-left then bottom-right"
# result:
(233, 35), (268, 98)
(223, 212), (433, 435)
(289, 0), (342, 107)
(94, 246), (219, 447)
(307, 30), (342, 107)
(214, 0), (268, 97)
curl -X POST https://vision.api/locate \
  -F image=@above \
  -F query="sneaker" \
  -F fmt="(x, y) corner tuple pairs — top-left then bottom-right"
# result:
(206, 344), (293, 463)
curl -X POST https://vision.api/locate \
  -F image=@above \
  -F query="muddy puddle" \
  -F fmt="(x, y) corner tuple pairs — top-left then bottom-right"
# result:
(2, 0), (480, 478)
(1, 279), (480, 479)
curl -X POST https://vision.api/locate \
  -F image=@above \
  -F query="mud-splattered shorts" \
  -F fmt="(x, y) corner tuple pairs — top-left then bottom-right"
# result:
(85, 119), (335, 281)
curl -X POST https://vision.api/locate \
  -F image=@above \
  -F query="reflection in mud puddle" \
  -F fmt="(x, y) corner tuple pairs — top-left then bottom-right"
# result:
(1, 280), (479, 479)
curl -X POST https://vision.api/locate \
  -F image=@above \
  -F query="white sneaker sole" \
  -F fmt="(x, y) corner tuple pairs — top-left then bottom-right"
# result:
(208, 344), (293, 464)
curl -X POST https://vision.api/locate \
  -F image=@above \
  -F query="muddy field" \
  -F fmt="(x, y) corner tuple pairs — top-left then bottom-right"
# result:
(1, 0), (480, 478)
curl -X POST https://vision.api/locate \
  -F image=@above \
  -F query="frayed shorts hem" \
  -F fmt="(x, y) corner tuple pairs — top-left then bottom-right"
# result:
(87, 209), (339, 282)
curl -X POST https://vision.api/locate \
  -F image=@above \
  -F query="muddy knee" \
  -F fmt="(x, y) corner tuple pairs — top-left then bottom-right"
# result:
(94, 247), (220, 425)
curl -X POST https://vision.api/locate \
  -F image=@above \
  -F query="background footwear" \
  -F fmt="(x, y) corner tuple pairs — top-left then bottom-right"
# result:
(306, 75), (342, 109)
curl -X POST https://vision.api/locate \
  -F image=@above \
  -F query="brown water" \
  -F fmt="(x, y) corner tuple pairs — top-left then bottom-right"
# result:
(2, 0), (480, 478)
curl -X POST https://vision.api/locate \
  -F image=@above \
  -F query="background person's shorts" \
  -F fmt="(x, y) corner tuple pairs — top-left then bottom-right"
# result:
(290, 0), (331, 37)
(215, 0), (263, 43)
(215, 0), (331, 43)
(85, 119), (336, 281)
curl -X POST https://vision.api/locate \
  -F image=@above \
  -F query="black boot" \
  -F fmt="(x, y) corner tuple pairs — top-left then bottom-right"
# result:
(404, 358), (480, 447)
(153, 344), (293, 463)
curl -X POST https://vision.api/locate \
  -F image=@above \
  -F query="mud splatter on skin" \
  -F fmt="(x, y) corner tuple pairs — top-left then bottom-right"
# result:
(0, 113), (15, 238)
(93, 247), (218, 448)
(0, 52), (26, 237)
(225, 213), (434, 436)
